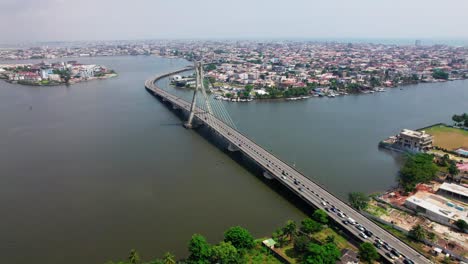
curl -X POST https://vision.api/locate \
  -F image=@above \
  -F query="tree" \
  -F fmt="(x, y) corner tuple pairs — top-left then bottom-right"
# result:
(432, 69), (449, 80)
(312, 209), (329, 224)
(455, 219), (468, 231)
(293, 234), (311, 253)
(305, 243), (341, 264)
(359, 242), (379, 263)
(300, 218), (322, 234)
(244, 84), (254, 93)
(399, 153), (438, 192)
(408, 224), (426, 241)
(210, 241), (241, 264)
(128, 249), (140, 264)
(283, 220), (297, 241)
(162, 252), (176, 264)
(325, 235), (336, 245)
(188, 234), (211, 264)
(224, 226), (255, 250)
(349, 192), (370, 210)
(448, 163), (459, 177)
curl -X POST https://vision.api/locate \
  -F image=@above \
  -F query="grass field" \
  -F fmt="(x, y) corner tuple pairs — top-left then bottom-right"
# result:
(423, 125), (468, 150)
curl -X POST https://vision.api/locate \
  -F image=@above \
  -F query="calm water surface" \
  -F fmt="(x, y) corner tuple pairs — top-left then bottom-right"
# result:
(0, 56), (467, 263)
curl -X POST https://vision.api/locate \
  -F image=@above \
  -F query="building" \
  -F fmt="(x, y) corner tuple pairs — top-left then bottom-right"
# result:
(437, 183), (468, 203)
(405, 192), (467, 226)
(415, 40), (422, 46)
(337, 249), (359, 264)
(395, 129), (433, 152)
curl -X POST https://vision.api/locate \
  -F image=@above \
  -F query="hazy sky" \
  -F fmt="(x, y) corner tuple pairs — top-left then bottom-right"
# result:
(1, 0), (468, 43)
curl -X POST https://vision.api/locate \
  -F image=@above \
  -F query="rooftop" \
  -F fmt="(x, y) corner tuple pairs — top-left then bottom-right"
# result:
(400, 129), (433, 139)
(438, 182), (468, 198)
(406, 192), (467, 222)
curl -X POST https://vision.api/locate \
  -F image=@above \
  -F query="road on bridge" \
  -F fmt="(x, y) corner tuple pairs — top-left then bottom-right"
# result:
(145, 71), (432, 264)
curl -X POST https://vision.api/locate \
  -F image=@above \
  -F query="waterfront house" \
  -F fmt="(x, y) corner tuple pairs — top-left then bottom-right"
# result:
(395, 129), (433, 152)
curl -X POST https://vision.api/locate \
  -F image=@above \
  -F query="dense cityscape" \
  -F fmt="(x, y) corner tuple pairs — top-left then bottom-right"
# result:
(2, 40), (467, 98)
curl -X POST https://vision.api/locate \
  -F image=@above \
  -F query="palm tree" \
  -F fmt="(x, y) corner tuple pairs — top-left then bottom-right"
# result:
(162, 252), (176, 264)
(128, 249), (140, 264)
(283, 220), (297, 241)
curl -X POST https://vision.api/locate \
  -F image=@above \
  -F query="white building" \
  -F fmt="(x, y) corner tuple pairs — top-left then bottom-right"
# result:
(438, 183), (468, 203)
(395, 129), (433, 152)
(405, 192), (467, 226)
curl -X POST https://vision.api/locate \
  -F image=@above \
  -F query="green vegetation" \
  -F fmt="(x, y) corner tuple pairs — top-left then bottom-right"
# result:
(53, 69), (71, 83)
(188, 234), (212, 263)
(408, 224), (427, 242)
(452, 113), (468, 127)
(312, 209), (328, 224)
(204, 64), (217, 71)
(304, 242), (340, 264)
(424, 124), (468, 150)
(399, 153), (438, 192)
(224, 226), (255, 250)
(359, 242), (379, 263)
(432, 69), (449, 80)
(105, 212), (358, 264)
(455, 219), (467, 231)
(348, 192), (370, 210)
(300, 218), (323, 234)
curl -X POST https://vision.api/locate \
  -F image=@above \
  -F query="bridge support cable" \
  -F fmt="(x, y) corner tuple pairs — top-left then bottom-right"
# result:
(210, 96), (237, 129)
(208, 96), (231, 127)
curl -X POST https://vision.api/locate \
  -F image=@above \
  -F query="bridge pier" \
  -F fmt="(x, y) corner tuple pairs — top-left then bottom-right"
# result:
(227, 143), (240, 152)
(263, 171), (274, 180)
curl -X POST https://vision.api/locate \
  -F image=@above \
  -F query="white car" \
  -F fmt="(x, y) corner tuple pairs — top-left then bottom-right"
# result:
(359, 232), (368, 239)
(337, 212), (345, 218)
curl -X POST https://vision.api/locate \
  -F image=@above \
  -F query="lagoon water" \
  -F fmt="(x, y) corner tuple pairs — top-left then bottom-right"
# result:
(0, 56), (467, 263)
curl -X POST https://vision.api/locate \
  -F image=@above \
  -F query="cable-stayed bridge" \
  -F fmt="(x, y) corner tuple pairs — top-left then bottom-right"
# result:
(145, 62), (432, 264)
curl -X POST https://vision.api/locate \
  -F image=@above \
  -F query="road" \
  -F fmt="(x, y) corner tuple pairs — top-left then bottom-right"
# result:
(145, 71), (432, 264)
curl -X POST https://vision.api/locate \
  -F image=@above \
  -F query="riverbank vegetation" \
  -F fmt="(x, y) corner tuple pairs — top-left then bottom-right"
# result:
(452, 113), (468, 128)
(398, 153), (438, 192)
(104, 211), (376, 264)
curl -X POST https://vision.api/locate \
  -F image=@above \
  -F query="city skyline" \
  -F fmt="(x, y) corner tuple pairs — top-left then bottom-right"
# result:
(1, 0), (468, 44)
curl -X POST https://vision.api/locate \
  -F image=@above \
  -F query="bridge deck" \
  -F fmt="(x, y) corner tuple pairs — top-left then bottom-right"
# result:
(145, 70), (432, 264)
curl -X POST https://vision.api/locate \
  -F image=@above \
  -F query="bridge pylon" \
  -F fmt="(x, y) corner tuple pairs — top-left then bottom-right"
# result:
(184, 61), (212, 129)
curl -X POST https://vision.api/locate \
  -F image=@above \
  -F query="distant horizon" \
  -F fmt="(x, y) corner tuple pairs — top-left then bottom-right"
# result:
(1, 0), (467, 45)
(2, 37), (468, 48)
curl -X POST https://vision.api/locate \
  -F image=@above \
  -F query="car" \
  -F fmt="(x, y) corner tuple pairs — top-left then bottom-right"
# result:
(383, 244), (391, 251)
(298, 187), (303, 191)
(390, 249), (401, 258)
(403, 259), (415, 264)
(337, 212), (345, 218)
(281, 176), (286, 180)
(294, 179), (299, 185)
(374, 242), (382, 249)
(342, 220), (349, 225)
(321, 201), (327, 206)
(374, 238), (383, 245)
(356, 225), (365, 232)
(386, 252), (396, 260)
(364, 230), (373, 237)
(325, 208), (330, 212)
(359, 232), (368, 239)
